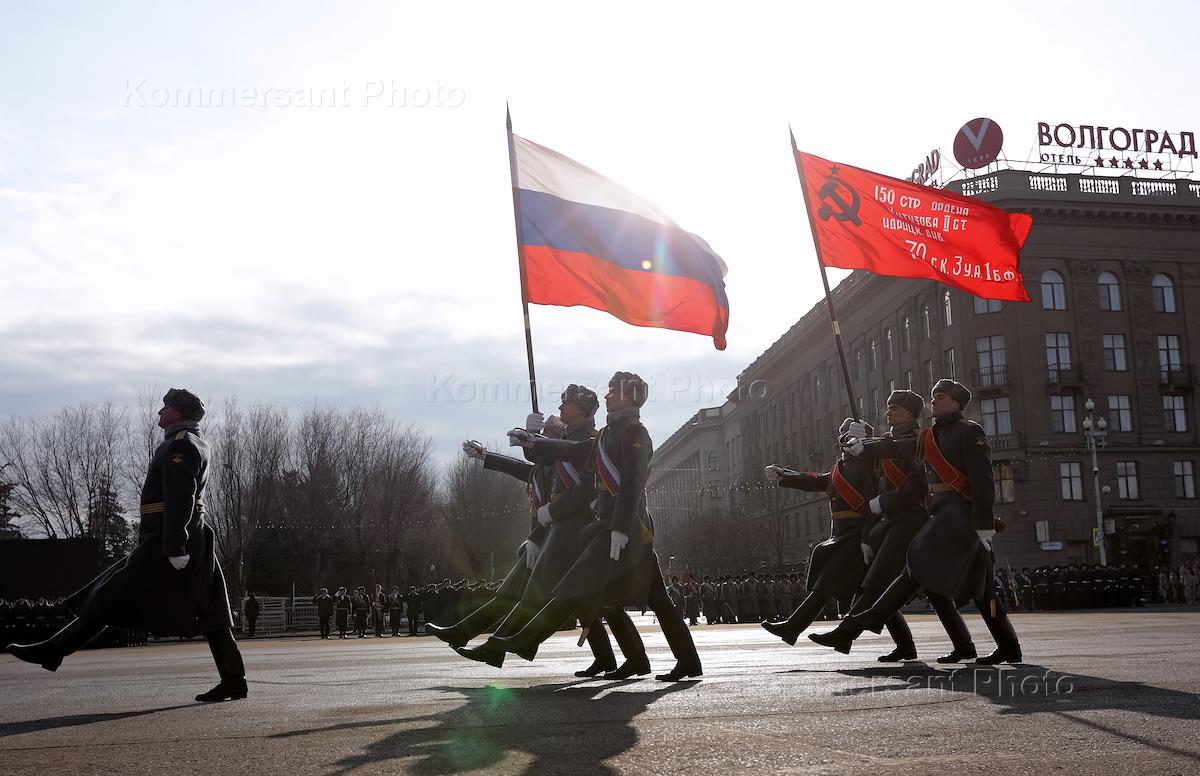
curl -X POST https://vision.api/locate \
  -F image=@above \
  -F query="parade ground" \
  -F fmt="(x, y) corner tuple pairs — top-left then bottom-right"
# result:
(2, 609), (1198, 776)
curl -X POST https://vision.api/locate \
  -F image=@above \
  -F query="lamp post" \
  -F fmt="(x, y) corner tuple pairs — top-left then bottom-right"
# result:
(1083, 398), (1108, 566)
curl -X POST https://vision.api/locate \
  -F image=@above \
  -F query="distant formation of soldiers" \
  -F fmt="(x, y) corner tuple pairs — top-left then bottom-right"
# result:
(0, 597), (147, 649)
(998, 563), (1199, 611)
(308, 579), (513, 639)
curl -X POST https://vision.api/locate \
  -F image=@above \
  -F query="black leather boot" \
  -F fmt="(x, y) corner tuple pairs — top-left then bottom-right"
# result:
(456, 640), (506, 668)
(760, 592), (829, 646)
(603, 657), (652, 679)
(575, 657), (618, 677)
(576, 617), (617, 676)
(808, 616), (864, 654)
(428, 597), (510, 649)
(877, 613), (917, 661)
(975, 598), (1022, 664)
(6, 618), (105, 672)
(195, 678), (248, 702)
(936, 645), (977, 664)
(491, 598), (576, 662)
(655, 661), (702, 681)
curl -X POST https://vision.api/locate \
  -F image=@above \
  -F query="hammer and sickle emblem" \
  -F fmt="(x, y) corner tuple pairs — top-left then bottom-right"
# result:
(816, 174), (862, 226)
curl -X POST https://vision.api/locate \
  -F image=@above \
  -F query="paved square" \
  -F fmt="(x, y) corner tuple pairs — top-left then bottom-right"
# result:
(3, 610), (1198, 775)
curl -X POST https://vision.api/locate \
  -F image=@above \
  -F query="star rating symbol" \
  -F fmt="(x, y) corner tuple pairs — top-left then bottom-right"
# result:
(1138, 159), (1149, 170)
(1124, 158), (1135, 169)
(829, 166), (840, 176)
(1110, 156), (1120, 167)
(1094, 156), (1105, 166)
(1154, 159), (1165, 171)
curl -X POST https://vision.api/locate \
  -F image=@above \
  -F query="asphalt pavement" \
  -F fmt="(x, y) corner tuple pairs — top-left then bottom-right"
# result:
(2, 609), (1198, 775)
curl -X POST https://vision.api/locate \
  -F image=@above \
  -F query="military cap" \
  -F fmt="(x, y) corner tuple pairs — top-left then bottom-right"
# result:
(163, 388), (205, 421)
(561, 383), (600, 416)
(931, 378), (972, 410)
(886, 389), (925, 419)
(610, 371), (649, 407)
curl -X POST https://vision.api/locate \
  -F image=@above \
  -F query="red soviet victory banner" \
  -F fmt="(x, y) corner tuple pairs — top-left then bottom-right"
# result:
(795, 151), (1033, 301)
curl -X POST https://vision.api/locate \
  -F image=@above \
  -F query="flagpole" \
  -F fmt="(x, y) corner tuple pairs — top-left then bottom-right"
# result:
(507, 104), (540, 413)
(790, 127), (859, 422)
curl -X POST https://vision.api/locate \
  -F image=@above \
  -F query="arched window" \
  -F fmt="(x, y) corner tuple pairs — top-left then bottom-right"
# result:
(942, 289), (953, 327)
(1098, 272), (1121, 311)
(1153, 273), (1176, 313)
(869, 338), (878, 370)
(921, 304), (932, 338)
(1041, 270), (1066, 310)
(884, 328), (894, 361)
(854, 348), (863, 380)
(902, 316), (912, 351)
(706, 450), (719, 471)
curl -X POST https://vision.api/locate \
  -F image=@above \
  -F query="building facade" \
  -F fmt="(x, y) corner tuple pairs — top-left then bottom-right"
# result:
(648, 169), (1200, 572)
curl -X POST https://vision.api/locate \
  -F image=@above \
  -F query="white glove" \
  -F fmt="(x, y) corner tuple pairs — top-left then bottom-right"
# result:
(168, 555), (190, 571)
(861, 543), (874, 565)
(525, 412), (545, 433)
(462, 440), (486, 461)
(542, 416), (565, 439)
(508, 428), (533, 447)
(764, 464), (786, 484)
(609, 530), (629, 561)
(537, 503), (553, 526)
(846, 421), (867, 439)
(976, 529), (996, 551)
(869, 496), (883, 515)
(522, 540), (541, 570)
(842, 437), (865, 457)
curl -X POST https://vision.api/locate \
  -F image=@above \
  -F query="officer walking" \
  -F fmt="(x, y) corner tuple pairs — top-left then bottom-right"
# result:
(313, 588), (333, 639)
(244, 592), (260, 638)
(6, 389), (248, 701)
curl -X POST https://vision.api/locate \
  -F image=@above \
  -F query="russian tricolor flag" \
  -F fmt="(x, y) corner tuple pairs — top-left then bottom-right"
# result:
(512, 135), (730, 350)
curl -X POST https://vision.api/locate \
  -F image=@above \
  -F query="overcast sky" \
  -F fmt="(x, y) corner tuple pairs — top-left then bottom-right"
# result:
(2, 1), (1198, 467)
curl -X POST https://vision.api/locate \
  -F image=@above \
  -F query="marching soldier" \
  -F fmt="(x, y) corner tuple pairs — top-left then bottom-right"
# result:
(700, 576), (718, 625)
(483, 372), (703, 681)
(759, 418), (875, 648)
(6, 389), (248, 701)
(440, 386), (637, 679)
(1017, 568), (1035, 613)
(808, 379), (1023, 665)
(404, 585), (422, 635)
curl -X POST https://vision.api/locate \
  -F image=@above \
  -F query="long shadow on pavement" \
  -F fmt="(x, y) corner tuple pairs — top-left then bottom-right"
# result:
(272, 679), (692, 775)
(834, 663), (1200, 761)
(0, 704), (196, 738)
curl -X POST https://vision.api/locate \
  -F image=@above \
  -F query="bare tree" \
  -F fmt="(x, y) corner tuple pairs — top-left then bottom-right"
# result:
(0, 403), (128, 544)
(440, 448), (530, 579)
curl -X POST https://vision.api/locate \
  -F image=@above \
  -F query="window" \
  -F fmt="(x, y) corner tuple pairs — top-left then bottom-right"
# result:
(980, 397), (1012, 436)
(854, 348), (863, 381)
(869, 338), (878, 371)
(706, 451), (719, 471)
(1107, 395), (1132, 432)
(994, 463), (1016, 504)
(884, 328), (894, 361)
(1098, 272), (1121, 311)
(1158, 335), (1182, 380)
(857, 395), (866, 419)
(1164, 395), (1188, 432)
(1116, 461), (1139, 500)
(1045, 332), (1071, 379)
(1175, 461), (1196, 499)
(976, 334), (1006, 386)
(1050, 395), (1077, 433)
(944, 347), (956, 379)
(921, 304), (932, 338)
(1060, 462), (1083, 500)
(924, 359), (935, 390)
(942, 290), (953, 327)
(902, 316), (912, 351)
(1153, 274), (1176, 313)
(887, 378), (896, 394)
(1103, 334), (1127, 372)
(1042, 270), (1067, 310)
(904, 369), (913, 388)
(974, 297), (1002, 315)
(871, 388), (879, 417)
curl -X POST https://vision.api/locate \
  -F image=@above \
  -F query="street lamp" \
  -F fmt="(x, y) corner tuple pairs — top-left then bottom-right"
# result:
(1083, 398), (1108, 566)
